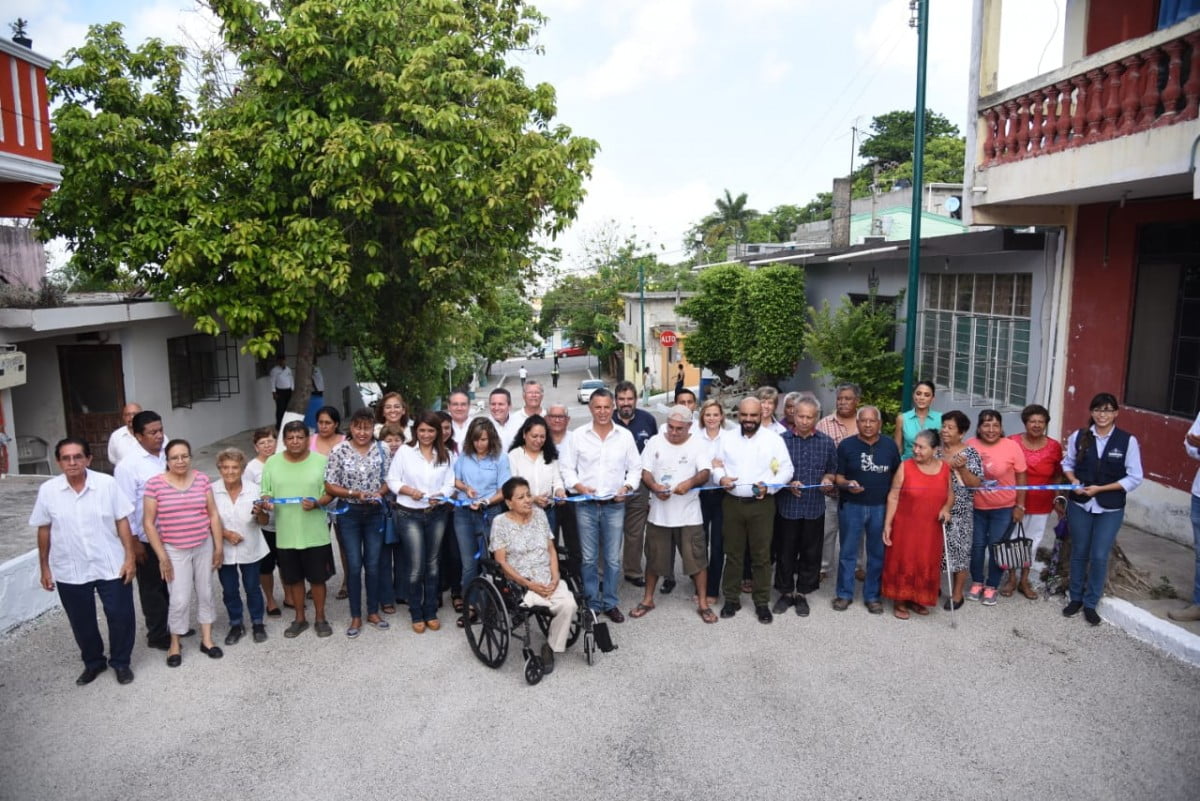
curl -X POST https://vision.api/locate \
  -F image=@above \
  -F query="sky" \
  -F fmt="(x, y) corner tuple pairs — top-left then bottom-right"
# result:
(23, 0), (1066, 272)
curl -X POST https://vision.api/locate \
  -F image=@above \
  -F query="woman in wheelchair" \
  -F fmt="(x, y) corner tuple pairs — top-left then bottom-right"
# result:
(489, 477), (578, 673)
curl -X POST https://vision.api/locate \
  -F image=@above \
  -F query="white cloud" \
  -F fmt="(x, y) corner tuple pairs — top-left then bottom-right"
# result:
(580, 0), (700, 99)
(759, 49), (791, 84)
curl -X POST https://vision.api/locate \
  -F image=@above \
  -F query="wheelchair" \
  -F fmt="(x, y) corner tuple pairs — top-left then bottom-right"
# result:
(462, 549), (610, 685)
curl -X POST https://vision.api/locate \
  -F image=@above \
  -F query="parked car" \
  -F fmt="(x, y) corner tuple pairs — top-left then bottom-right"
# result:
(527, 346), (546, 359)
(577, 378), (606, 404)
(556, 345), (588, 358)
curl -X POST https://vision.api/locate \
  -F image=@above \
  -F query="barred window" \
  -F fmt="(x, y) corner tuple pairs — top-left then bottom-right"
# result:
(918, 273), (1032, 409)
(167, 333), (241, 409)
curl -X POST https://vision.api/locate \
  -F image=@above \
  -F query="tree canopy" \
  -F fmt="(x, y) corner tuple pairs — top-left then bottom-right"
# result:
(39, 0), (596, 408)
(857, 108), (960, 166)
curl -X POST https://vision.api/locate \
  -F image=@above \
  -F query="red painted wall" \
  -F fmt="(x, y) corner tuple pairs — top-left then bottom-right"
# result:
(1064, 197), (1200, 490)
(1086, 0), (1159, 55)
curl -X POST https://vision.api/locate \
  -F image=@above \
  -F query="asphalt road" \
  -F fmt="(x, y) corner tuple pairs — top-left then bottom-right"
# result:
(2, 578), (1198, 800)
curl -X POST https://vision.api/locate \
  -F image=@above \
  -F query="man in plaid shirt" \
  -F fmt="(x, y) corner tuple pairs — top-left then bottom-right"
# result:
(775, 398), (837, 617)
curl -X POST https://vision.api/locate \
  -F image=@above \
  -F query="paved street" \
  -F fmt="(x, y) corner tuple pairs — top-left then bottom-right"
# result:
(2, 577), (1198, 800)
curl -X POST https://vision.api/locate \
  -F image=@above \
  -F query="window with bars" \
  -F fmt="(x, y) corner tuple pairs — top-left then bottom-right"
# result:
(917, 273), (1032, 409)
(167, 333), (241, 409)
(1125, 221), (1200, 418)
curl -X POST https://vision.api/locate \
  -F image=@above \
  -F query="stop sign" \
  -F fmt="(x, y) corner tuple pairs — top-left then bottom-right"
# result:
(659, 330), (678, 347)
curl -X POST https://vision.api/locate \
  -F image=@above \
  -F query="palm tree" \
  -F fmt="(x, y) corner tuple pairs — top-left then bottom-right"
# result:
(710, 189), (759, 256)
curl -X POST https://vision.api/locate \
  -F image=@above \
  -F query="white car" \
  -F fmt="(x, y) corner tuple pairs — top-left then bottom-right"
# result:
(577, 379), (605, 404)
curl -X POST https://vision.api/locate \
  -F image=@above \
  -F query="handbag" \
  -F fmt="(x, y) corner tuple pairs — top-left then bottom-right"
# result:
(990, 518), (1033, 570)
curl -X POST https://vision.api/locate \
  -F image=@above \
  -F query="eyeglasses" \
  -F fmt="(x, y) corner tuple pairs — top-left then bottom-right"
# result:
(58, 454), (87, 463)
(167, 454), (192, 462)
(1092, 407), (1117, 413)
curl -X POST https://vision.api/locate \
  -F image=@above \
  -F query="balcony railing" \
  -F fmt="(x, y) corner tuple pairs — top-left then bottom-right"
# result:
(978, 28), (1199, 167)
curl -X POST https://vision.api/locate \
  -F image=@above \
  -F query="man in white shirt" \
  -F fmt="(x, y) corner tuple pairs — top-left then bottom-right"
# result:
(448, 389), (473, 450)
(485, 387), (521, 451)
(269, 355), (293, 432)
(31, 437), (137, 686)
(518, 364), (528, 386)
(106, 403), (143, 468)
(630, 405), (714, 623)
(712, 397), (794, 623)
(114, 410), (174, 650)
(560, 388), (641, 621)
(510, 380), (545, 431)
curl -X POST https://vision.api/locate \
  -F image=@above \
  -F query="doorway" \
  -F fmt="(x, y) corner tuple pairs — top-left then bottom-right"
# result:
(58, 344), (125, 473)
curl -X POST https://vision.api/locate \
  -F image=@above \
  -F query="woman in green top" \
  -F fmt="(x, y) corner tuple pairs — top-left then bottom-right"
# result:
(261, 420), (335, 638)
(894, 381), (943, 460)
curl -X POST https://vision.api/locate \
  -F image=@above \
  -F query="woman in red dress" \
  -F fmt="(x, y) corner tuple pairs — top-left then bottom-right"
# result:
(883, 429), (953, 619)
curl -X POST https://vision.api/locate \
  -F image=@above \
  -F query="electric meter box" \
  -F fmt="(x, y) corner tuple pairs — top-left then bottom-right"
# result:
(0, 351), (28, 390)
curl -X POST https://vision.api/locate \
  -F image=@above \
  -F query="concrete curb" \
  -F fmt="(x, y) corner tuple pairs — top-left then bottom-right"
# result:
(0, 547), (58, 633)
(1098, 595), (1200, 667)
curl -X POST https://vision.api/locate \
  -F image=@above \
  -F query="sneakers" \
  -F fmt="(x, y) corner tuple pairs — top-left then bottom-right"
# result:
(1083, 607), (1102, 626)
(1062, 600), (1083, 617)
(966, 583), (984, 602)
(981, 587), (998, 606)
(1168, 604), (1200, 622)
(772, 596), (792, 615)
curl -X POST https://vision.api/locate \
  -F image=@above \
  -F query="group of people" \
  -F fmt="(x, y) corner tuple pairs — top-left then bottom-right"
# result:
(34, 367), (1180, 687)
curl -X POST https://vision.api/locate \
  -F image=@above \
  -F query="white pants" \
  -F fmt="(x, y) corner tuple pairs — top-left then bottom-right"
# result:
(165, 540), (216, 635)
(1023, 513), (1052, 568)
(522, 581), (577, 653)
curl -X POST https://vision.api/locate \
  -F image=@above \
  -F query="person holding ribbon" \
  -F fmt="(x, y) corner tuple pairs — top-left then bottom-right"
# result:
(387, 412), (455, 634)
(454, 418), (510, 626)
(1008, 404), (1063, 598)
(261, 420), (336, 639)
(1061, 393), (1143, 626)
(324, 407), (390, 639)
(938, 410), (983, 609)
(967, 410), (1027, 607)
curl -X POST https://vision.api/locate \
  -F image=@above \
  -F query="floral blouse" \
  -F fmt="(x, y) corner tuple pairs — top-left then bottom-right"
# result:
(324, 440), (387, 500)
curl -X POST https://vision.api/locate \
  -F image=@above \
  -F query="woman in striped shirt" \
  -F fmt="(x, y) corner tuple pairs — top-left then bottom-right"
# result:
(144, 439), (224, 667)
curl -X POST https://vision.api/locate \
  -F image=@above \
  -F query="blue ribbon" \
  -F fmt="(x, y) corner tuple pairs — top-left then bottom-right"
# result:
(971, 482), (1082, 492)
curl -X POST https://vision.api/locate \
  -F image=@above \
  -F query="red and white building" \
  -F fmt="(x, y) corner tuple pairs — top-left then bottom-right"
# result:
(965, 0), (1200, 540)
(0, 36), (60, 218)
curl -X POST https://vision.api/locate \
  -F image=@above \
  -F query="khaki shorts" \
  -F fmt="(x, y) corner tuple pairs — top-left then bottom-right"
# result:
(644, 522), (706, 577)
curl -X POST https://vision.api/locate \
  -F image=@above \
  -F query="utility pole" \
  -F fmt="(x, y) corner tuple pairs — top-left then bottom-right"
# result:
(639, 257), (647, 402)
(850, 122), (858, 178)
(901, 0), (928, 412)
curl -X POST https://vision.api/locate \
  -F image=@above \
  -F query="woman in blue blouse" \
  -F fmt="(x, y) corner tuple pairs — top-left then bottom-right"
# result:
(453, 418), (510, 625)
(894, 381), (943, 460)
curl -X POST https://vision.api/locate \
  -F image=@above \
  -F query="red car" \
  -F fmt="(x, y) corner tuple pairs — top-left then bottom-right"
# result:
(555, 345), (588, 358)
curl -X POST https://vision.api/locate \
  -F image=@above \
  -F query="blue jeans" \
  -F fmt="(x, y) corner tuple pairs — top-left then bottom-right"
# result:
(397, 506), (448, 623)
(837, 502), (885, 602)
(455, 506), (500, 591)
(702, 489), (725, 598)
(971, 506), (1014, 588)
(1192, 495), (1200, 605)
(575, 500), (626, 612)
(58, 578), (135, 670)
(383, 537), (409, 604)
(338, 503), (387, 618)
(217, 561), (265, 626)
(1067, 503), (1124, 608)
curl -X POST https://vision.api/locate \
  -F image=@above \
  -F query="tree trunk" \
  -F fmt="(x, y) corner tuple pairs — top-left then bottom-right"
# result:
(287, 305), (318, 416)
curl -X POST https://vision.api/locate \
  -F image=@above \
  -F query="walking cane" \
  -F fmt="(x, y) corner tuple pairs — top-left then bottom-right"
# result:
(942, 521), (957, 630)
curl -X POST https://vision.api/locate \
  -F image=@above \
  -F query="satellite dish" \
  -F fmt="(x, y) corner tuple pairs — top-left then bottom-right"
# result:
(944, 196), (961, 213)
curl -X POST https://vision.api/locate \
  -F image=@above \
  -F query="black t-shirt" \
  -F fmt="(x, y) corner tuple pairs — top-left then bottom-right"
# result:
(836, 435), (900, 505)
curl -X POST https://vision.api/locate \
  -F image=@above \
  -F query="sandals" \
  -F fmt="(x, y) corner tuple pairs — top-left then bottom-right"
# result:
(697, 607), (718, 624)
(893, 603), (910, 620)
(380, 604), (396, 615)
(629, 602), (655, 619)
(452, 596), (464, 614)
(455, 608), (478, 628)
(335, 586), (349, 601)
(909, 602), (930, 616)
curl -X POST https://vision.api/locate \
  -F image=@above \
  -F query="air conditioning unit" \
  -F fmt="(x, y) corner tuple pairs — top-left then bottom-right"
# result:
(0, 351), (28, 390)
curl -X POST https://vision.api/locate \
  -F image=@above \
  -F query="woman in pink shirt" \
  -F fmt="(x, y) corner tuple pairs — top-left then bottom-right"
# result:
(144, 439), (224, 667)
(966, 410), (1027, 607)
(1007, 404), (1063, 598)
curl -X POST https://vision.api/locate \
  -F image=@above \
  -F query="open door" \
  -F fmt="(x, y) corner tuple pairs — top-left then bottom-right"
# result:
(58, 345), (125, 473)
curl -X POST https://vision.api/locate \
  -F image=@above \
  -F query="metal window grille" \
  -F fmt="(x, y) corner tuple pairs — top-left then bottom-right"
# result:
(167, 333), (241, 409)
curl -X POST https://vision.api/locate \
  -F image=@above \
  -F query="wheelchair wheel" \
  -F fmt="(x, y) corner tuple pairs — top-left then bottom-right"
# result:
(524, 655), (544, 685)
(463, 576), (509, 669)
(533, 576), (583, 648)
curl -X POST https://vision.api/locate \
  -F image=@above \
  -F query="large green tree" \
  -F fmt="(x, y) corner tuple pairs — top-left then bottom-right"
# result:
(735, 264), (805, 385)
(37, 23), (195, 284)
(43, 0), (596, 410)
(677, 263), (746, 382)
(857, 108), (959, 166)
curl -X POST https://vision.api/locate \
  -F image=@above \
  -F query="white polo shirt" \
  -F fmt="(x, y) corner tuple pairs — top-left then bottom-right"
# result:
(29, 470), (134, 584)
